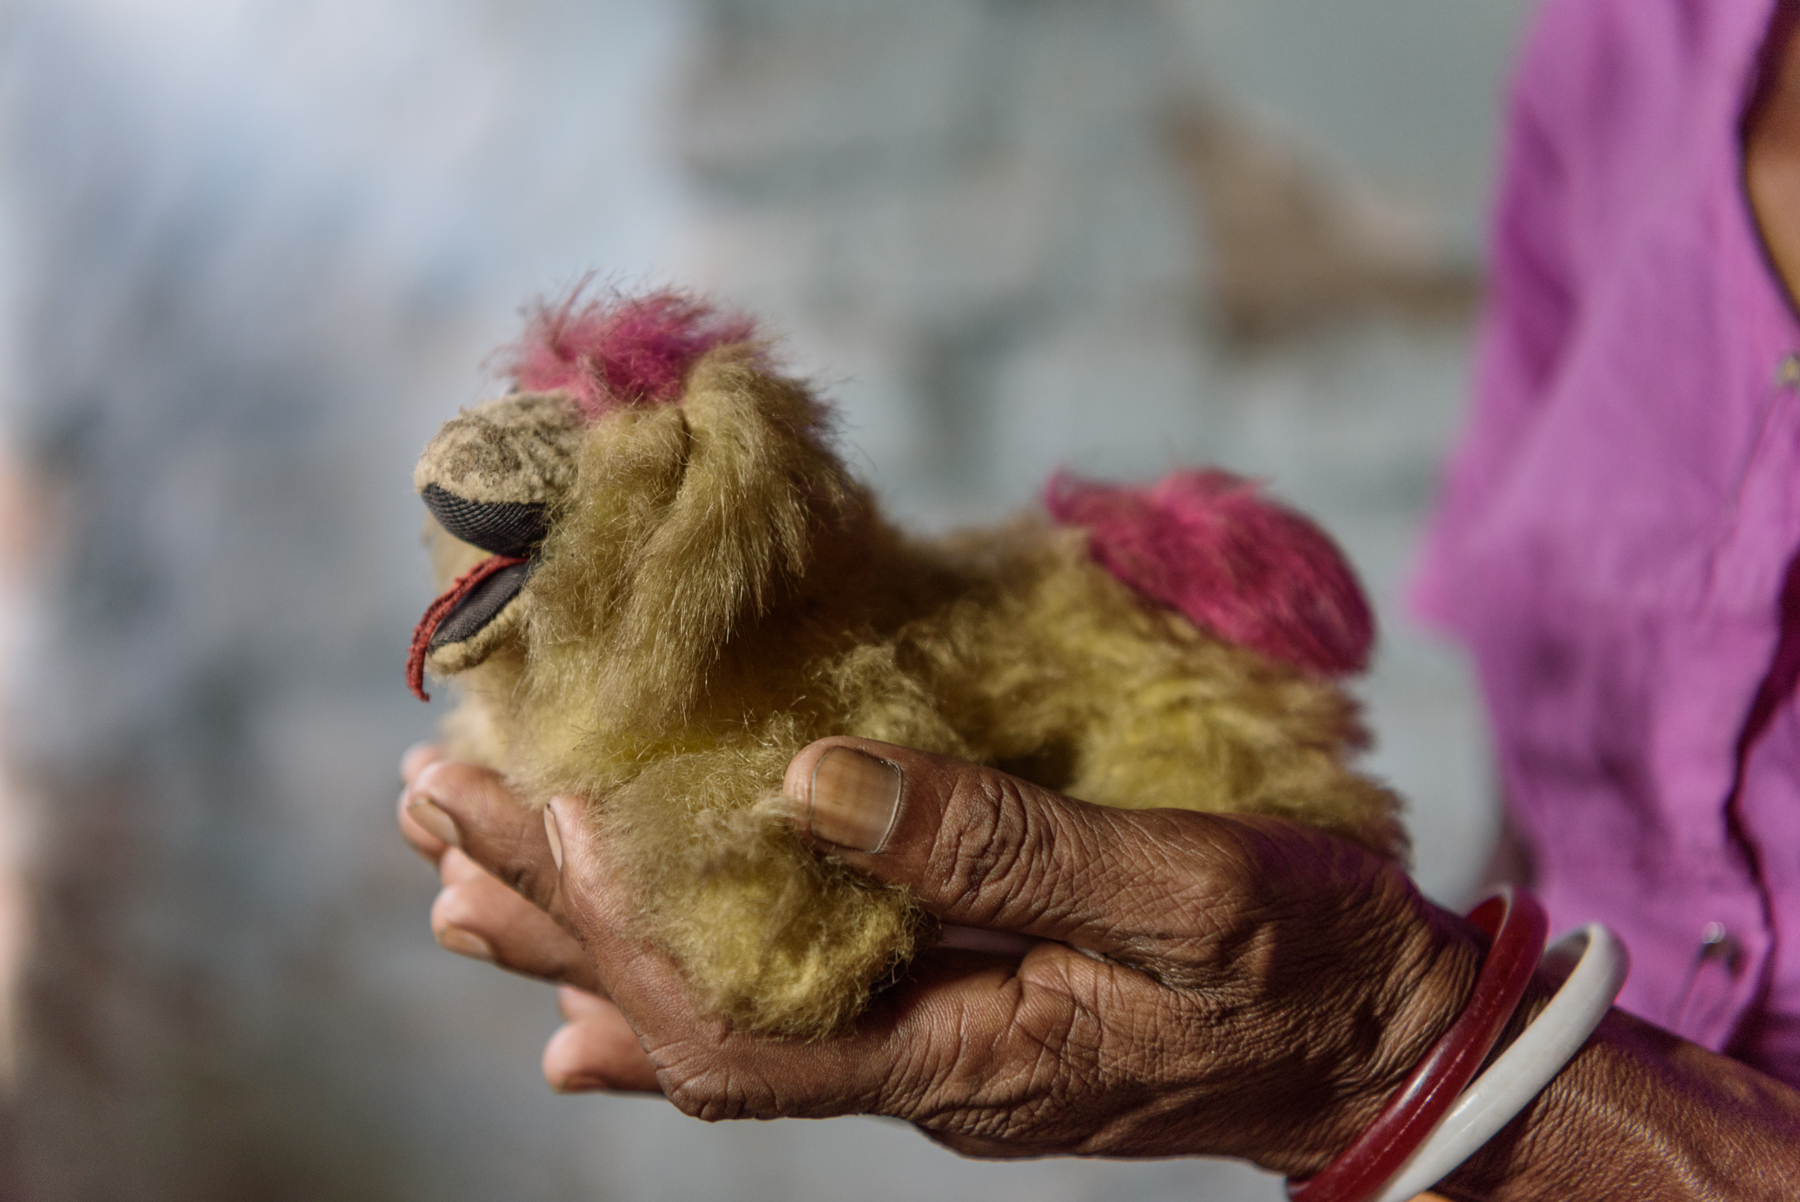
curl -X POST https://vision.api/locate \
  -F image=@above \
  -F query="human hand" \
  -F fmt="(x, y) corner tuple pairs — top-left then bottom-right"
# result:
(400, 737), (1485, 1173)
(399, 744), (661, 1092)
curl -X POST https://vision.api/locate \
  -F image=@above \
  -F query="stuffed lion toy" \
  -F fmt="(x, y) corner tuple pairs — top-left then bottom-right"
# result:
(407, 289), (1404, 1038)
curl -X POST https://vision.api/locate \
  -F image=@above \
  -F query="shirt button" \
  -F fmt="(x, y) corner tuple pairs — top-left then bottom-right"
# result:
(1700, 922), (1744, 972)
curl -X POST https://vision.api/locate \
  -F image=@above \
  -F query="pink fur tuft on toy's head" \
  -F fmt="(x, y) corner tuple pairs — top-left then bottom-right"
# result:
(1046, 469), (1375, 675)
(501, 285), (759, 419)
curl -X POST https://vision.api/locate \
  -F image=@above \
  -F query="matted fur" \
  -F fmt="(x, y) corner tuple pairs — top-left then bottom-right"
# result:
(413, 390), (585, 505)
(417, 331), (1406, 1039)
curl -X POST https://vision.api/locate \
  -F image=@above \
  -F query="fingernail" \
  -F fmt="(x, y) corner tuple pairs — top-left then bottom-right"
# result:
(407, 797), (462, 848)
(437, 926), (494, 962)
(804, 747), (902, 852)
(544, 807), (564, 872)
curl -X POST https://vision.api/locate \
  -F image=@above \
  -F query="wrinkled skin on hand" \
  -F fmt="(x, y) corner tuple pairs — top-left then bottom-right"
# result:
(400, 737), (1483, 1176)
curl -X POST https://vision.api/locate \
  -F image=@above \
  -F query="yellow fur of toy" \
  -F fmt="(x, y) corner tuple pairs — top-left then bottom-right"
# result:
(423, 345), (1404, 1038)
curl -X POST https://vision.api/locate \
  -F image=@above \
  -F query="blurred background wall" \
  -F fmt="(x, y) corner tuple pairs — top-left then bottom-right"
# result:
(0, 0), (1532, 1198)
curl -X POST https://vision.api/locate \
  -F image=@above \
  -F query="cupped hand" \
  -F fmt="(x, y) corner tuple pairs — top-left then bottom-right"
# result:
(400, 737), (1486, 1175)
(400, 744), (657, 1092)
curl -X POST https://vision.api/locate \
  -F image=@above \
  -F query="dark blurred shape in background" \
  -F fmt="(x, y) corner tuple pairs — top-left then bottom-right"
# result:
(1173, 101), (1479, 343)
(0, 1), (1529, 1198)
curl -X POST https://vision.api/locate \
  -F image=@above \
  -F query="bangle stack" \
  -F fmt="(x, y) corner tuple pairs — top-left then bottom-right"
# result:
(1286, 887), (1628, 1202)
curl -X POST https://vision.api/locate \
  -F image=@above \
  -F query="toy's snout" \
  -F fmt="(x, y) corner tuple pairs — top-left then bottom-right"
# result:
(407, 390), (585, 700)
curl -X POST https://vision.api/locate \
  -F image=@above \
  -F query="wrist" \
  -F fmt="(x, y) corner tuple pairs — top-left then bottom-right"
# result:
(1430, 974), (1590, 1201)
(1292, 900), (1488, 1176)
(1433, 1002), (1800, 1202)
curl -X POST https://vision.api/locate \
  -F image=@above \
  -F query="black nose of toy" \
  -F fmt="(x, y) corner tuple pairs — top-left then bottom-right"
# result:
(421, 483), (550, 558)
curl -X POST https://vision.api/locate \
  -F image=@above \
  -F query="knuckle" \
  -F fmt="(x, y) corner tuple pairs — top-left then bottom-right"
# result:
(657, 1062), (746, 1122)
(1013, 986), (1084, 1061)
(417, 759), (498, 805)
(493, 857), (552, 908)
(904, 985), (1096, 1149)
(652, 1044), (778, 1123)
(544, 942), (592, 986)
(661, 1075), (733, 1121)
(880, 1028), (957, 1118)
(1009, 991), (1094, 1107)
(428, 884), (474, 931)
(934, 772), (1070, 923)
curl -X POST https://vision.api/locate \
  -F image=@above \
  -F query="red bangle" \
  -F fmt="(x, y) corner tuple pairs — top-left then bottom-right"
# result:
(1286, 886), (1548, 1202)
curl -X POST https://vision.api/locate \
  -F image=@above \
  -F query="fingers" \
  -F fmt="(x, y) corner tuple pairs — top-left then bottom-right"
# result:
(779, 737), (1238, 955)
(398, 751), (658, 1097)
(535, 795), (703, 1011)
(404, 760), (566, 921)
(398, 744), (451, 862)
(534, 796), (917, 1115)
(642, 939), (1129, 1129)
(543, 987), (662, 1094)
(460, 760), (1139, 1131)
(399, 789), (449, 862)
(431, 850), (602, 992)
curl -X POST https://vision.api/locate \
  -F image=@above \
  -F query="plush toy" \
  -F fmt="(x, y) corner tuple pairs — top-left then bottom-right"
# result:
(407, 289), (1404, 1038)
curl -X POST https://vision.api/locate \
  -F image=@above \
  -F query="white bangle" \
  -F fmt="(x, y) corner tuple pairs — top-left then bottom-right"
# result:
(1370, 923), (1630, 1202)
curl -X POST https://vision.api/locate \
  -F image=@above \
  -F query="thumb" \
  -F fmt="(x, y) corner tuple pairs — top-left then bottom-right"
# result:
(779, 737), (1232, 954)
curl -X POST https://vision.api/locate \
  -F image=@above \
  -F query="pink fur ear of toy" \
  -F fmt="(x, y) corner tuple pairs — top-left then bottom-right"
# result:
(1045, 470), (1374, 675)
(502, 286), (757, 418)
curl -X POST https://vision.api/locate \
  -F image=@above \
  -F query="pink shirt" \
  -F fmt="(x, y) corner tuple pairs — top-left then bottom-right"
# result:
(1413, 0), (1800, 1084)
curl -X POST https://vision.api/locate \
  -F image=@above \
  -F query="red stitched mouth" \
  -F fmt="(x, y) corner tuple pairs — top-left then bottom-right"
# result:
(407, 554), (529, 702)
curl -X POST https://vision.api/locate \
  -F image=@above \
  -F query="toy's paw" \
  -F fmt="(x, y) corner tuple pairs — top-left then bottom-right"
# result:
(1046, 470), (1374, 676)
(651, 807), (924, 1038)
